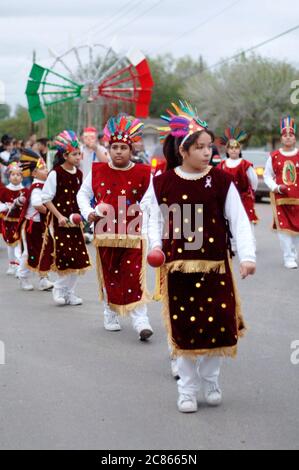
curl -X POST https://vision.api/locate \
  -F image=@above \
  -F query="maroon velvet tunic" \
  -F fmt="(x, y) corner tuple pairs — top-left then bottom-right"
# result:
(270, 149), (299, 235)
(39, 166), (91, 275)
(153, 166), (245, 357)
(92, 162), (151, 314)
(0, 186), (29, 246)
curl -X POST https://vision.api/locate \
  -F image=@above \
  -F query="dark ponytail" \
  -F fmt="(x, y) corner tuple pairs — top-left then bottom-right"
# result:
(52, 150), (66, 169)
(163, 129), (215, 171)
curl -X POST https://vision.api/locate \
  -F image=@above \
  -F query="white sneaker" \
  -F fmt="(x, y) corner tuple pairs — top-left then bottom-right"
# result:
(20, 277), (34, 291)
(84, 233), (93, 244)
(203, 381), (222, 406)
(39, 277), (54, 291)
(104, 311), (122, 331)
(284, 260), (298, 269)
(6, 264), (16, 276)
(170, 358), (180, 380)
(66, 293), (83, 306)
(52, 287), (66, 305)
(177, 393), (198, 413)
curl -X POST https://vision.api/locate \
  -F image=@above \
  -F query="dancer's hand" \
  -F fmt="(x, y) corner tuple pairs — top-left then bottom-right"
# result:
(88, 211), (98, 223)
(58, 215), (68, 227)
(240, 262), (256, 279)
(277, 184), (288, 195)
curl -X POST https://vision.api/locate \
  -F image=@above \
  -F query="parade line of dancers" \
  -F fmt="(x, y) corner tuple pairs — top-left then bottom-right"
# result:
(1, 101), (298, 413)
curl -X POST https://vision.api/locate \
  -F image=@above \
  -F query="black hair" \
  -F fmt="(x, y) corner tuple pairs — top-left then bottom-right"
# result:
(163, 129), (215, 171)
(225, 150), (243, 159)
(52, 150), (66, 169)
(37, 138), (49, 146)
(1, 134), (13, 146)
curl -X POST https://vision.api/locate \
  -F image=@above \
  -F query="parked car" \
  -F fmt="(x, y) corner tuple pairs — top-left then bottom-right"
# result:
(242, 149), (270, 202)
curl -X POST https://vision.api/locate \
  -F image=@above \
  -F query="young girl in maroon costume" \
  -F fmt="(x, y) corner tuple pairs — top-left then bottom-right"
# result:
(147, 102), (256, 413)
(218, 128), (258, 250)
(17, 148), (54, 291)
(0, 162), (28, 275)
(40, 130), (91, 306)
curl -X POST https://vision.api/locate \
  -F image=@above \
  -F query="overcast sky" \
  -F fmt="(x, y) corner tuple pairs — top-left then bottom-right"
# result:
(0, 0), (299, 109)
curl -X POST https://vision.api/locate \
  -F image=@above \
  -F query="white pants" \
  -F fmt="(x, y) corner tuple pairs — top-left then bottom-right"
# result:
(278, 232), (299, 263)
(103, 292), (151, 332)
(177, 355), (222, 395)
(7, 244), (21, 265)
(54, 274), (78, 294)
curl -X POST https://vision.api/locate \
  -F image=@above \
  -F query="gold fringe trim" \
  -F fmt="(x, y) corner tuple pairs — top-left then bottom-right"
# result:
(95, 238), (151, 316)
(3, 217), (19, 222)
(49, 265), (92, 277)
(270, 192), (299, 236)
(171, 345), (238, 359)
(95, 248), (104, 302)
(165, 259), (226, 274)
(160, 254), (245, 358)
(276, 197), (299, 206)
(93, 234), (142, 249)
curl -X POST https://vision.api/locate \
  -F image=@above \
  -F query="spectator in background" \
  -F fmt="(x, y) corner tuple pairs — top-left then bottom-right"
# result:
(0, 134), (14, 184)
(35, 138), (49, 161)
(131, 139), (149, 164)
(209, 144), (222, 167)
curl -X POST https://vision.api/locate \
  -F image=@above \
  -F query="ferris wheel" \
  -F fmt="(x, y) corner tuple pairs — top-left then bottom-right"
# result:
(25, 43), (154, 135)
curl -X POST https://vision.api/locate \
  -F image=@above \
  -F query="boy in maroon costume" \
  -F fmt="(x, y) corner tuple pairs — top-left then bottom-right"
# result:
(77, 114), (155, 341)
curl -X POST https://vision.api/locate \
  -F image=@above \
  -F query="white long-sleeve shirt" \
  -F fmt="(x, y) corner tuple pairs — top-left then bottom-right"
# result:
(264, 148), (299, 192)
(144, 167), (256, 263)
(25, 179), (45, 222)
(223, 158), (258, 191)
(0, 183), (24, 212)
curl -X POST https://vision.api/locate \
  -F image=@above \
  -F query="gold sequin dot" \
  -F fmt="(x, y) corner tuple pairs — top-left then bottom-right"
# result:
(173, 296), (178, 301)
(220, 281), (225, 286)
(57, 203), (61, 207)
(190, 339), (195, 344)
(199, 307), (204, 312)
(69, 248), (72, 251)
(173, 315), (178, 320)
(182, 195), (188, 200)
(71, 258), (74, 262)
(197, 208), (203, 213)
(177, 248), (183, 253)
(209, 237), (214, 243)
(82, 252), (86, 255)
(196, 282), (201, 288)
(60, 243), (64, 247)
(212, 219), (216, 224)
(174, 228), (180, 233)
(190, 297), (195, 302)
(221, 327), (226, 332)
(127, 260), (131, 264)
(67, 235), (70, 238)
(187, 237), (193, 242)
(199, 329), (204, 334)
(64, 189), (68, 193)
(212, 338), (216, 344)
(184, 218), (189, 223)
(207, 297), (213, 302)
(208, 316), (214, 322)
(221, 303), (227, 309)
(66, 201), (70, 205)
(180, 306), (185, 311)
(190, 316), (196, 322)
(55, 236), (59, 240)
(201, 248), (205, 253)
(198, 227), (203, 232)
(162, 197), (167, 202)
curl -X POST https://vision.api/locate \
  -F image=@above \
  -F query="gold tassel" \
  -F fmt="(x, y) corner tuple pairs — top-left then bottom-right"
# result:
(153, 267), (162, 301)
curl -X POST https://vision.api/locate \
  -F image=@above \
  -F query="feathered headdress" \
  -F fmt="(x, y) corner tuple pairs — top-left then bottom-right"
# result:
(280, 116), (296, 135)
(158, 100), (208, 144)
(19, 148), (47, 178)
(103, 114), (144, 147)
(54, 130), (80, 153)
(6, 161), (22, 174)
(219, 127), (248, 147)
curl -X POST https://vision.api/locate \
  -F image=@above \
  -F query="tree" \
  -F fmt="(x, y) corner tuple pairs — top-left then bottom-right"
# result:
(0, 104), (11, 120)
(183, 54), (299, 147)
(0, 105), (32, 139)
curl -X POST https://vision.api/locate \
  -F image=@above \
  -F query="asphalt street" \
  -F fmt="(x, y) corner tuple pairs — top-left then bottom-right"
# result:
(0, 201), (298, 450)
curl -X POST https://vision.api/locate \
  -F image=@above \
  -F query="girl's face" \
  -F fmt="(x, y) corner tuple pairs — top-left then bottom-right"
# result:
(110, 143), (131, 168)
(65, 149), (82, 167)
(180, 132), (213, 172)
(227, 143), (241, 159)
(281, 132), (296, 149)
(9, 170), (23, 186)
(33, 167), (48, 181)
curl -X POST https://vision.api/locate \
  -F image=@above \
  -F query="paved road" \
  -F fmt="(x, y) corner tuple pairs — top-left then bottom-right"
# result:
(0, 202), (298, 450)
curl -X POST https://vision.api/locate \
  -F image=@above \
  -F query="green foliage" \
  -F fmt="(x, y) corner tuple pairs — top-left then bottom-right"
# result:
(0, 104), (10, 120)
(0, 105), (32, 139)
